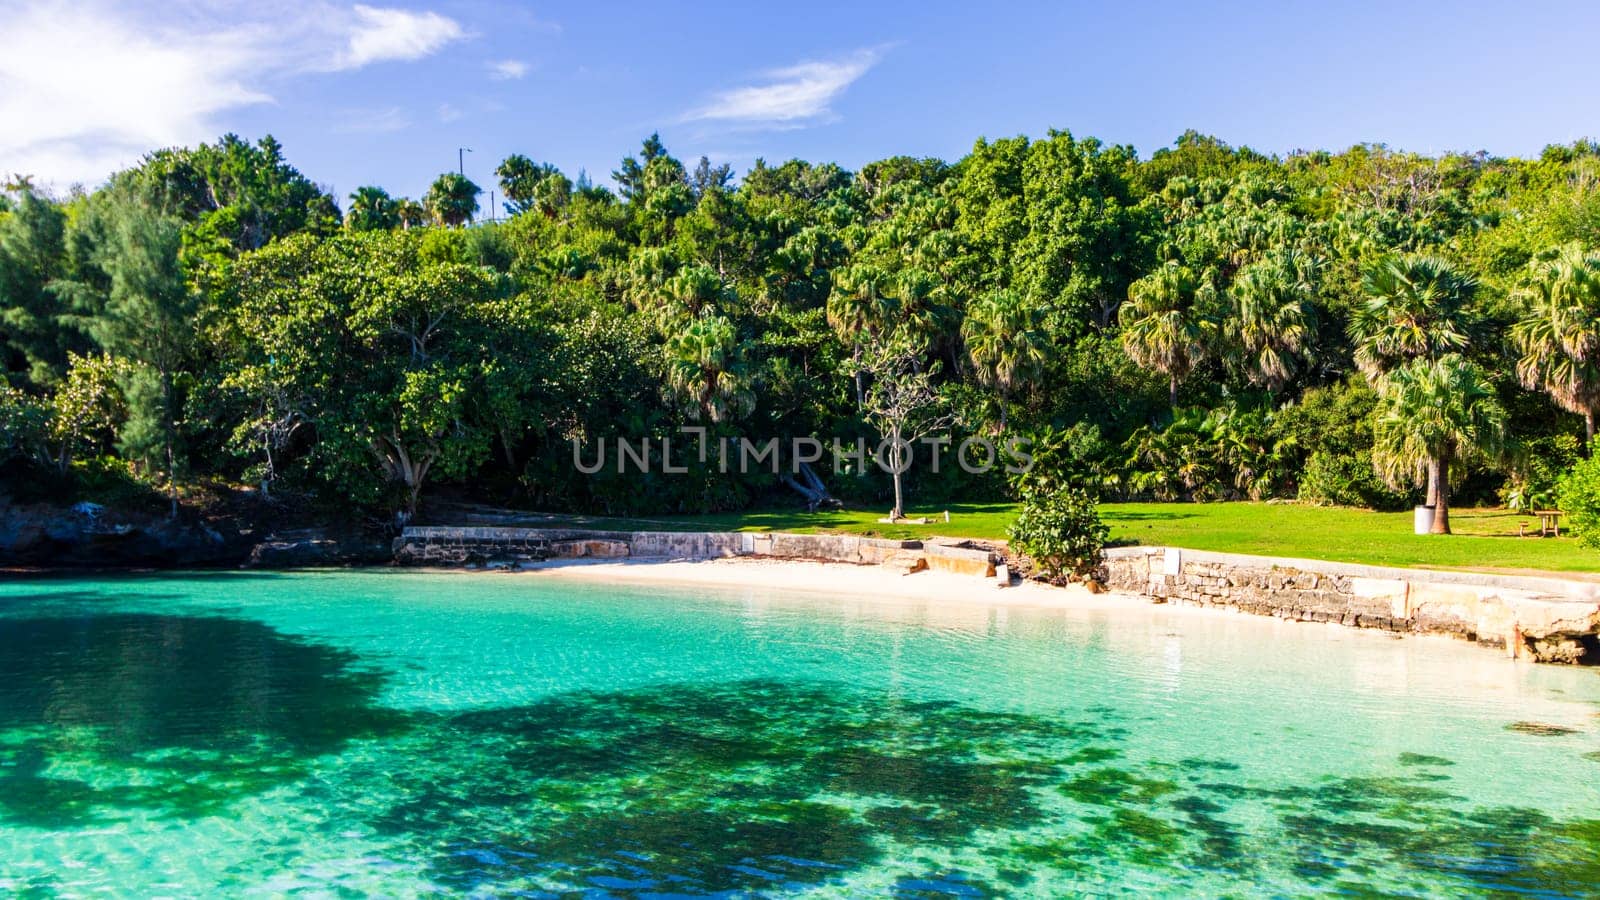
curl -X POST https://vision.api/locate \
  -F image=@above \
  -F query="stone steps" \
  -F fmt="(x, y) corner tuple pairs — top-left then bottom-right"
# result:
(882, 551), (929, 576)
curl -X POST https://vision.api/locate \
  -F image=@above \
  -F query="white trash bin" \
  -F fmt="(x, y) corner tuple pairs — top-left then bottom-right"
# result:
(1413, 505), (1435, 535)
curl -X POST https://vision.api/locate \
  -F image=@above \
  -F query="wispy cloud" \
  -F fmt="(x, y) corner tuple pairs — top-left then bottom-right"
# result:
(685, 49), (882, 126)
(0, 1), (469, 188)
(335, 4), (465, 70)
(334, 105), (412, 134)
(488, 59), (529, 81)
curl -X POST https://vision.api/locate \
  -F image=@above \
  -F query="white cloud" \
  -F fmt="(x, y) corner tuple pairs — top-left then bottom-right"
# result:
(0, 1), (469, 189)
(0, 3), (271, 187)
(488, 59), (529, 80)
(437, 103), (464, 123)
(334, 105), (412, 134)
(336, 4), (465, 70)
(686, 49), (881, 125)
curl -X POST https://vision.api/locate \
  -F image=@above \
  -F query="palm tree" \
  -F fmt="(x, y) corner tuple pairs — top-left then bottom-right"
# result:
(1352, 253), (1475, 509)
(828, 263), (899, 407)
(422, 173), (481, 227)
(665, 313), (752, 423)
(667, 266), (729, 318)
(963, 289), (1048, 430)
(1510, 244), (1600, 451)
(827, 263), (898, 336)
(1372, 354), (1506, 534)
(496, 155), (571, 218)
(1226, 250), (1317, 397)
(394, 198), (427, 230)
(1350, 254), (1472, 379)
(345, 186), (399, 231)
(494, 154), (539, 213)
(895, 267), (958, 356)
(1119, 261), (1217, 408)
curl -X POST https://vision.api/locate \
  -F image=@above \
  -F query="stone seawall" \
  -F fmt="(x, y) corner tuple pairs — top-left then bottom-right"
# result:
(393, 527), (999, 578)
(1102, 546), (1600, 664)
(393, 528), (1600, 664)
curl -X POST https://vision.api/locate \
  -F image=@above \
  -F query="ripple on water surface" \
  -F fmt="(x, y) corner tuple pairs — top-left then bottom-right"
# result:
(0, 571), (1597, 896)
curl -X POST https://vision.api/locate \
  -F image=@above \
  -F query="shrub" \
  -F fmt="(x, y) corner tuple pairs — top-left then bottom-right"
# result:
(1298, 449), (1411, 510)
(1556, 455), (1600, 549)
(1502, 433), (1580, 512)
(1007, 488), (1109, 581)
(1010, 422), (1115, 499)
(0, 385), (48, 464)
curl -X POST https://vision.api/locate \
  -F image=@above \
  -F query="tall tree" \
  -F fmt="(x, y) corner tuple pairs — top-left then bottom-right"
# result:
(862, 334), (954, 521)
(423, 174), (481, 227)
(1372, 355), (1506, 534)
(395, 198), (428, 230)
(0, 188), (70, 385)
(828, 263), (899, 407)
(81, 204), (198, 515)
(127, 133), (335, 257)
(219, 230), (518, 519)
(1350, 254), (1473, 378)
(496, 155), (571, 218)
(664, 313), (752, 423)
(962, 288), (1048, 429)
(1225, 250), (1317, 397)
(1510, 244), (1600, 450)
(1119, 261), (1216, 408)
(346, 186), (400, 231)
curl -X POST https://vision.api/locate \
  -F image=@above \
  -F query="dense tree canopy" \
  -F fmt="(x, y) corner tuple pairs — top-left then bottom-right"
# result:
(5, 129), (1600, 523)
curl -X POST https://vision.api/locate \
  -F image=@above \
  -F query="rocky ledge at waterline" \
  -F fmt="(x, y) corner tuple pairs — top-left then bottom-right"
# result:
(394, 526), (1600, 666)
(0, 499), (390, 569)
(1102, 546), (1600, 665)
(391, 525), (1003, 579)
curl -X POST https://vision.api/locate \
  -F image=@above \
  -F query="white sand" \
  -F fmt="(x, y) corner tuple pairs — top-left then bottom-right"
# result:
(519, 556), (1144, 611)
(470, 556), (1504, 660)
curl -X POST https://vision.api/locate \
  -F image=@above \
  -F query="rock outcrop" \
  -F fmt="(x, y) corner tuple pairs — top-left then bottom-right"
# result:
(1102, 546), (1600, 664)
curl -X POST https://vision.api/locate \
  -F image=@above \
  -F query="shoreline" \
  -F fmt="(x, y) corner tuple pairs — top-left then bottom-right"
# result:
(438, 557), (1505, 659)
(521, 556), (1106, 607)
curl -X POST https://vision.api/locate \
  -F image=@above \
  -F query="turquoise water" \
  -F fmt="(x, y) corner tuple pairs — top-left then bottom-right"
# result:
(0, 571), (1598, 897)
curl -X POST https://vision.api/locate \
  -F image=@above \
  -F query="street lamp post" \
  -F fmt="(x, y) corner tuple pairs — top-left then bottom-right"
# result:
(458, 147), (473, 222)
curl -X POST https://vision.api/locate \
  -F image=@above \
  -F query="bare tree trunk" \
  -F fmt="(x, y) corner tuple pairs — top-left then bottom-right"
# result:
(891, 429), (905, 519)
(262, 431), (274, 499)
(1430, 456), (1451, 535)
(1586, 411), (1596, 457)
(1425, 463), (1439, 508)
(892, 467), (904, 521)
(1169, 375), (1179, 410)
(853, 358), (865, 410)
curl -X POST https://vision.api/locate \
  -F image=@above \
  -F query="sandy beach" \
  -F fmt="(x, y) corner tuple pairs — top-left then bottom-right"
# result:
(519, 556), (1150, 611)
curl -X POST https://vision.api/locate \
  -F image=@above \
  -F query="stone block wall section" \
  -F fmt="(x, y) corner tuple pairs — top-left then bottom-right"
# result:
(1102, 546), (1600, 664)
(392, 527), (999, 577)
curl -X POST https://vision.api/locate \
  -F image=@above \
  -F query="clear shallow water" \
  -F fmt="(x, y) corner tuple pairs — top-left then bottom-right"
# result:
(0, 571), (1597, 897)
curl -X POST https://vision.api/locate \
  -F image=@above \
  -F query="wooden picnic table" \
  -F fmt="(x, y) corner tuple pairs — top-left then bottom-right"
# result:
(1533, 509), (1563, 537)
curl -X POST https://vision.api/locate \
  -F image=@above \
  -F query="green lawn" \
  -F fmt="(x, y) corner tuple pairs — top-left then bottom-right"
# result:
(545, 501), (1600, 576)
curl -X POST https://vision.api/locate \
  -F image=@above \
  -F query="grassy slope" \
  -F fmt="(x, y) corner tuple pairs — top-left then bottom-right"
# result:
(557, 502), (1599, 575)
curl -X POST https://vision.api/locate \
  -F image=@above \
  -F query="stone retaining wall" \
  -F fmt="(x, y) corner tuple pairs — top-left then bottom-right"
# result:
(1102, 546), (1600, 664)
(393, 526), (999, 577)
(394, 527), (1600, 663)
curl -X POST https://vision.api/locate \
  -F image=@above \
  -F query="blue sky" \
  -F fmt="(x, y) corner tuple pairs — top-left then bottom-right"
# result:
(5, 0), (1599, 203)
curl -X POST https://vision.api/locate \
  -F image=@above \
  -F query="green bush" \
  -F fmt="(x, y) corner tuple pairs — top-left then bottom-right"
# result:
(1007, 488), (1109, 581)
(1298, 449), (1412, 511)
(1010, 422), (1115, 498)
(1502, 433), (1580, 512)
(1556, 455), (1600, 549)
(1274, 377), (1417, 509)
